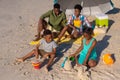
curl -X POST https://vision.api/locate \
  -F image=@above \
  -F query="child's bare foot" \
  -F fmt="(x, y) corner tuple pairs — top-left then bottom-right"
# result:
(44, 65), (49, 73)
(16, 58), (24, 62)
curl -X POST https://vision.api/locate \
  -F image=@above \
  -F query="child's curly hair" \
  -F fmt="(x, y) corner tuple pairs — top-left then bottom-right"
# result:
(43, 29), (52, 36)
(74, 4), (83, 11)
(83, 26), (94, 36)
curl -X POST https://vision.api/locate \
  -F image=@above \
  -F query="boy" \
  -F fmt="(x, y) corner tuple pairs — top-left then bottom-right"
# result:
(67, 4), (91, 38)
(17, 30), (57, 72)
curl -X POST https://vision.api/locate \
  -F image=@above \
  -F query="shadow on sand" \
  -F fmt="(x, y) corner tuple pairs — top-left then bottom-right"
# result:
(96, 35), (111, 63)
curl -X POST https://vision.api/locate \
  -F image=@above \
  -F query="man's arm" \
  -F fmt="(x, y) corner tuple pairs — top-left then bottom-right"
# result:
(61, 12), (67, 27)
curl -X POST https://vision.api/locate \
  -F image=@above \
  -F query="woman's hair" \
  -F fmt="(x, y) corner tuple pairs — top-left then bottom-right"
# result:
(74, 4), (83, 11)
(43, 29), (52, 36)
(54, 3), (60, 9)
(83, 26), (94, 35)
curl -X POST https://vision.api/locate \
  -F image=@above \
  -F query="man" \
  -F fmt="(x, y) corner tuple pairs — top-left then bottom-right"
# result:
(35, 3), (70, 43)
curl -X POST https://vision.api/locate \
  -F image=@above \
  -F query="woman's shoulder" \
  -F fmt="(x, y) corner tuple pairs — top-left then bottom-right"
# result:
(92, 38), (97, 44)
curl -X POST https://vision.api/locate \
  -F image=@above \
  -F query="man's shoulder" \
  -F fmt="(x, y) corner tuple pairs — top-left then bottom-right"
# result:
(47, 10), (53, 13)
(60, 11), (65, 15)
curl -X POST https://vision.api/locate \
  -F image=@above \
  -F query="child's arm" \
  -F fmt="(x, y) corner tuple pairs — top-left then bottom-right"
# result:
(35, 44), (40, 59)
(83, 39), (97, 65)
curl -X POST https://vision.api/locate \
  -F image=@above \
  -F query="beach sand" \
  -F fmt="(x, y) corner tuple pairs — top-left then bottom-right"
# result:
(0, 0), (120, 80)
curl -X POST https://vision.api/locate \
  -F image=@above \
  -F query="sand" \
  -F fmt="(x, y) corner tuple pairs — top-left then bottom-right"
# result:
(0, 0), (120, 80)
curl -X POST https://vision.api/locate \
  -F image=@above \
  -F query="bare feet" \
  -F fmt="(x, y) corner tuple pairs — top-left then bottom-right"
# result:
(44, 65), (49, 73)
(16, 58), (24, 62)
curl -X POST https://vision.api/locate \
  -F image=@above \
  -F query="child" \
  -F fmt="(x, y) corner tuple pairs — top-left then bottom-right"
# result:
(67, 4), (91, 38)
(70, 27), (97, 67)
(17, 30), (57, 72)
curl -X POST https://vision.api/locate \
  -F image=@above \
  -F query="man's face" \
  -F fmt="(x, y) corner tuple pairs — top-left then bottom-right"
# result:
(53, 8), (60, 16)
(74, 9), (81, 16)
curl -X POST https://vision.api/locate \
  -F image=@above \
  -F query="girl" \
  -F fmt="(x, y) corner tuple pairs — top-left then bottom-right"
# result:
(70, 27), (97, 67)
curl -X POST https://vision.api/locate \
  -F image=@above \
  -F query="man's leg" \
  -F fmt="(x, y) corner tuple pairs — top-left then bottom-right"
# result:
(34, 19), (47, 41)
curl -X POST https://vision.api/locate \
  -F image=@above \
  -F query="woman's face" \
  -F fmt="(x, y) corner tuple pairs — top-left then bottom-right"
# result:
(83, 33), (91, 40)
(74, 9), (81, 17)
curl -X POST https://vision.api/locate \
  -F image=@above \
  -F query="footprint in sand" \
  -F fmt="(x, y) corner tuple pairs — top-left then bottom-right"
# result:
(12, 61), (21, 66)
(23, 71), (30, 76)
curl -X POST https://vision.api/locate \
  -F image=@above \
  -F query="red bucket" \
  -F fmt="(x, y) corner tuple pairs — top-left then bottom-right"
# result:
(32, 60), (41, 69)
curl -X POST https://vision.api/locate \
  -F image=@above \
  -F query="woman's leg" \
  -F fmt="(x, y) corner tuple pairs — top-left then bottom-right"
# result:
(88, 59), (97, 67)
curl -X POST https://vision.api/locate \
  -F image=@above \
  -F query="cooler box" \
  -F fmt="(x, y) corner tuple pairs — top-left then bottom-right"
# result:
(95, 14), (108, 27)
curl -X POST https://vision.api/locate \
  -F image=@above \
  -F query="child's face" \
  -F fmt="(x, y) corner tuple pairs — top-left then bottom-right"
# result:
(44, 34), (53, 43)
(83, 33), (91, 40)
(74, 9), (81, 17)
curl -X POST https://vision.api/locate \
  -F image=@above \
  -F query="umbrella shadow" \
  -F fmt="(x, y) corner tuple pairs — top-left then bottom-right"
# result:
(106, 7), (120, 14)
(96, 35), (111, 63)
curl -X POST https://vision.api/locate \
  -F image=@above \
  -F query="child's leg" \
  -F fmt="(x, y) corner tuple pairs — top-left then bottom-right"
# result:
(45, 54), (55, 71)
(17, 49), (38, 62)
(88, 59), (97, 67)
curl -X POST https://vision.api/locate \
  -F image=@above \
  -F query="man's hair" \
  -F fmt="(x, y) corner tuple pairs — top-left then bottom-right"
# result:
(43, 29), (52, 36)
(83, 26), (93, 35)
(74, 4), (83, 11)
(54, 3), (60, 9)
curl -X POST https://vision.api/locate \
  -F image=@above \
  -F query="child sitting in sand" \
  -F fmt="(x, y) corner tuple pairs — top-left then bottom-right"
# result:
(17, 29), (57, 72)
(70, 26), (97, 67)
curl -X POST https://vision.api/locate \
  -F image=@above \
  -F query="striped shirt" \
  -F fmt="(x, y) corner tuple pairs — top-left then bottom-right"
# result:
(67, 14), (91, 28)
